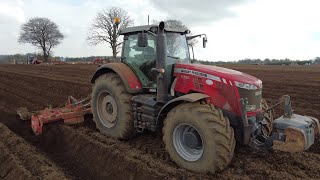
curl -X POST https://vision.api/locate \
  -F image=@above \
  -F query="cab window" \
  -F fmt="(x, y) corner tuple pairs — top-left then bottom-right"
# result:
(122, 34), (157, 88)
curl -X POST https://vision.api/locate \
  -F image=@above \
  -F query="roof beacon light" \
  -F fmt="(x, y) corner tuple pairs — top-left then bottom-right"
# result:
(114, 17), (120, 25)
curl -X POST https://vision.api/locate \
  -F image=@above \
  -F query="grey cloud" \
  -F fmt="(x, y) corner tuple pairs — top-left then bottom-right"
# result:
(148, 0), (251, 26)
(0, 13), (35, 54)
(0, 14), (20, 25)
(0, 15), (20, 51)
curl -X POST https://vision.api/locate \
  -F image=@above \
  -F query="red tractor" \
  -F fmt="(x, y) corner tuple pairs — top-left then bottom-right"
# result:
(89, 22), (319, 173)
(93, 57), (105, 65)
(28, 56), (42, 64)
(19, 21), (319, 173)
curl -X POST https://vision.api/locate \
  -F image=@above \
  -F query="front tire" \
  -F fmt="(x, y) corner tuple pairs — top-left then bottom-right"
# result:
(162, 102), (235, 173)
(91, 73), (136, 140)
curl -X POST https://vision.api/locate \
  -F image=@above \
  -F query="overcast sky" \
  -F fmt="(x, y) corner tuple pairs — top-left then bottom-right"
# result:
(0, 0), (319, 61)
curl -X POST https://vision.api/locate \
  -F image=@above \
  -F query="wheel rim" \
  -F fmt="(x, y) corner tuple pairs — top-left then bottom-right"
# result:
(97, 91), (118, 128)
(173, 123), (203, 161)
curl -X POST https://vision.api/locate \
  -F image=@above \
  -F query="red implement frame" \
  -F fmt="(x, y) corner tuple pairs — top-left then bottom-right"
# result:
(31, 96), (91, 135)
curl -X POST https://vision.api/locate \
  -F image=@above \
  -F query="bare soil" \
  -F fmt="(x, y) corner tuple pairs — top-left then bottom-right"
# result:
(0, 64), (319, 179)
(0, 122), (67, 180)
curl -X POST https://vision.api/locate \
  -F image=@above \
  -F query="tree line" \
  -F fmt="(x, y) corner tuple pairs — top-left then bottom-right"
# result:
(2, 53), (319, 66)
(0, 54), (118, 64)
(192, 57), (320, 65)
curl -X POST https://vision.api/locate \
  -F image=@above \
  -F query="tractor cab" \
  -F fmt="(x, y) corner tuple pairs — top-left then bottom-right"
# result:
(119, 25), (191, 90)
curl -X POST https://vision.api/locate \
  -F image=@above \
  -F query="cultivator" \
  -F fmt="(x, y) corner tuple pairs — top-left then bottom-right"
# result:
(17, 96), (91, 135)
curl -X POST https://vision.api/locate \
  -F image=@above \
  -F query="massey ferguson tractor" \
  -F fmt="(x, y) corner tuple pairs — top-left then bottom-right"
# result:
(19, 21), (319, 173)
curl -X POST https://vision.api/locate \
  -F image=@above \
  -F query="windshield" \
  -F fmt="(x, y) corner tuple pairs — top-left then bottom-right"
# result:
(166, 32), (190, 64)
(122, 32), (190, 64)
(122, 34), (156, 66)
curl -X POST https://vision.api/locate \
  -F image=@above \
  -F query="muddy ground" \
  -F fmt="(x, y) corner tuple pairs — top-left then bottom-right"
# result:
(0, 64), (319, 179)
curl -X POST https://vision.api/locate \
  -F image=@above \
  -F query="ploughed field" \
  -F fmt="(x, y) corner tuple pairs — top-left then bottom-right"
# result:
(0, 64), (319, 179)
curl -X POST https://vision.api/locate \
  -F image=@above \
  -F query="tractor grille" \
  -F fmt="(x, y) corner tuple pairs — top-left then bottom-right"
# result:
(237, 88), (262, 112)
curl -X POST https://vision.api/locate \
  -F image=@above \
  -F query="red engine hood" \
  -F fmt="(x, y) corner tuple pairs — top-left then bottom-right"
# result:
(174, 63), (262, 88)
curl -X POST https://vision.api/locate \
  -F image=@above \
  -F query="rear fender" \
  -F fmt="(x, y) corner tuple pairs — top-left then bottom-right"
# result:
(91, 63), (142, 93)
(156, 93), (209, 125)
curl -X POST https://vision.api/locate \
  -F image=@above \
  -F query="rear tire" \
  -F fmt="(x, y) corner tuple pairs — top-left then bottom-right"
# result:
(162, 102), (235, 173)
(91, 73), (136, 140)
(261, 99), (274, 135)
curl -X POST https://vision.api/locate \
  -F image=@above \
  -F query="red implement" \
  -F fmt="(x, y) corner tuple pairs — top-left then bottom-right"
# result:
(19, 96), (91, 135)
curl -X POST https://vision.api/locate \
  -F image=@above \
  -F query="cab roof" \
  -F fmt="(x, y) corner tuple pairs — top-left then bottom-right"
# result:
(119, 25), (190, 35)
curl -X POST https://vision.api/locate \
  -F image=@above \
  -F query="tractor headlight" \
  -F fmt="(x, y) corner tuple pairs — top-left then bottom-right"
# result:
(234, 81), (258, 90)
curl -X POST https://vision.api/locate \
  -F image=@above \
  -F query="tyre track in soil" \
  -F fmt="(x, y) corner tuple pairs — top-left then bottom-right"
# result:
(0, 67), (91, 86)
(1, 64), (320, 179)
(0, 122), (68, 180)
(0, 70), (91, 112)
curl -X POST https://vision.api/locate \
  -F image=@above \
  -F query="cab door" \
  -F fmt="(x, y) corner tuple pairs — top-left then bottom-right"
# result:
(121, 34), (157, 89)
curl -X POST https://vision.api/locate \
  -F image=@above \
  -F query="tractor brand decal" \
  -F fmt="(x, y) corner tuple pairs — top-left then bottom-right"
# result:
(180, 69), (208, 77)
(175, 68), (221, 82)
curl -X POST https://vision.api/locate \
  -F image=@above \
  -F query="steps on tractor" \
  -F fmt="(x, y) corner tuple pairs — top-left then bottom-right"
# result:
(132, 94), (162, 132)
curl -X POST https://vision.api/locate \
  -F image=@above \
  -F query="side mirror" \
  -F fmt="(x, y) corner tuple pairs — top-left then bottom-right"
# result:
(138, 32), (148, 47)
(203, 37), (208, 48)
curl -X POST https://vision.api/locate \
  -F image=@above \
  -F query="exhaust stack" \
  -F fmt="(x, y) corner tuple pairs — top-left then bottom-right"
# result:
(156, 22), (168, 103)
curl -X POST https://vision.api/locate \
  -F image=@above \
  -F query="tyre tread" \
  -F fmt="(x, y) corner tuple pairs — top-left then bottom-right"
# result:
(163, 102), (236, 173)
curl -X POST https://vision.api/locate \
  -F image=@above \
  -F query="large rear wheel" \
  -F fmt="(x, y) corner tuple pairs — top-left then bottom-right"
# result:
(91, 73), (136, 140)
(162, 102), (235, 173)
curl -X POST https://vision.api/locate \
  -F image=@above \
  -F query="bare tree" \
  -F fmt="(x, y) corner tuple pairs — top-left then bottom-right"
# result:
(163, 19), (186, 29)
(18, 17), (64, 62)
(87, 7), (134, 60)
(152, 19), (198, 46)
(152, 19), (185, 28)
(152, 19), (198, 60)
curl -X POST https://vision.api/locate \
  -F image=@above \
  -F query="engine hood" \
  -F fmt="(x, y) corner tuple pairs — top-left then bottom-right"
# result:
(174, 63), (262, 88)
